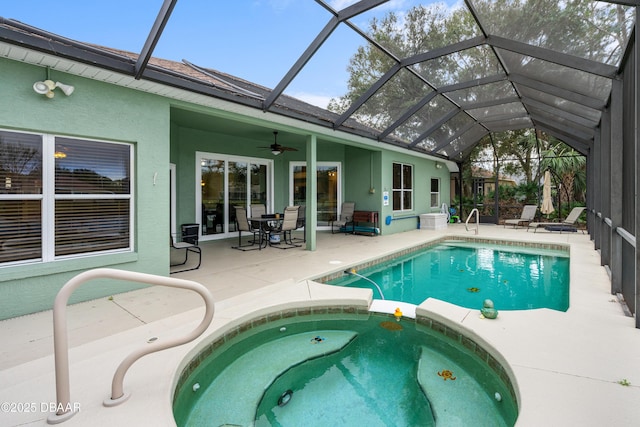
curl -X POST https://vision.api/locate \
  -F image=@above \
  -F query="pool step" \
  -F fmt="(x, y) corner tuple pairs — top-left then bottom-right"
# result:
(187, 330), (357, 427)
(417, 346), (507, 427)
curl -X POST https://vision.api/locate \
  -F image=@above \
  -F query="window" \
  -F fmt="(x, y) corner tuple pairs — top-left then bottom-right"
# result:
(0, 130), (133, 265)
(430, 178), (440, 208)
(392, 162), (413, 211)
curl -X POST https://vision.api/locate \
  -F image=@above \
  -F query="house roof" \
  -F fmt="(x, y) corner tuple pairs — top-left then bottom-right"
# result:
(0, 1), (635, 161)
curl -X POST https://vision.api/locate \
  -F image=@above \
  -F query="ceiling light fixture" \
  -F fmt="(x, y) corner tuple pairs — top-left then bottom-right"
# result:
(271, 131), (282, 155)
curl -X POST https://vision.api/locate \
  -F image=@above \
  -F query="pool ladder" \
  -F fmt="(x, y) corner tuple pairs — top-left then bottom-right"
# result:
(465, 208), (479, 235)
(47, 268), (214, 424)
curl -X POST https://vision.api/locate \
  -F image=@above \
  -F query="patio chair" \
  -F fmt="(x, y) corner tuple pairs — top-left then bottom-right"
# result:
(170, 235), (201, 273)
(250, 204), (266, 220)
(232, 206), (263, 251)
(503, 205), (537, 228)
(292, 204), (306, 243)
(330, 202), (356, 234)
(527, 206), (586, 233)
(250, 204), (266, 238)
(269, 206), (302, 249)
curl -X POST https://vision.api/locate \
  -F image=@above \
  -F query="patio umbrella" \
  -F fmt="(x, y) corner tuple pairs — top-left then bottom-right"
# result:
(541, 170), (555, 216)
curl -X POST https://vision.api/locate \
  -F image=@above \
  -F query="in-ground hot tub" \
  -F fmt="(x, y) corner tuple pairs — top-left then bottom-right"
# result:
(173, 307), (519, 426)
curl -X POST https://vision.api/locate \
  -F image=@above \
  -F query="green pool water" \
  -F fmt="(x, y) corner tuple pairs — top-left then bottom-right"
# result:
(328, 241), (570, 311)
(173, 313), (518, 426)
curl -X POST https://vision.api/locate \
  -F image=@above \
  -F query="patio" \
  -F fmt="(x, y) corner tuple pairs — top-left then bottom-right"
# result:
(1, 225), (639, 426)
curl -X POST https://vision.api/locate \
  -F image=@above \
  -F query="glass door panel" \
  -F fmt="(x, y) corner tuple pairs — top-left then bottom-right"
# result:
(317, 165), (338, 225)
(228, 161), (248, 230)
(201, 159), (225, 235)
(250, 164), (268, 206)
(291, 163), (339, 227)
(198, 154), (271, 239)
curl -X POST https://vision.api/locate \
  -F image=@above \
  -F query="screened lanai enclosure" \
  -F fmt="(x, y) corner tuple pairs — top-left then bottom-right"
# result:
(1, 0), (639, 325)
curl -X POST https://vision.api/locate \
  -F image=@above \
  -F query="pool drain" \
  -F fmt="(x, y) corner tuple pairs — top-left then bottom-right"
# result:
(277, 390), (293, 407)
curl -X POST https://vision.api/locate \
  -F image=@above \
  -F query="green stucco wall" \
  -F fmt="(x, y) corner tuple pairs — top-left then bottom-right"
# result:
(379, 150), (451, 234)
(169, 123), (348, 227)
(0, 58), (171, 319)
(0, 57), (452, 320)
(169, 118), (449, 238)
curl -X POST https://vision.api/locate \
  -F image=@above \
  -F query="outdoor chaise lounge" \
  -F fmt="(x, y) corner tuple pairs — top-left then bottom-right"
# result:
(503, 205), (537, 228)
(527, 206), (586, 233)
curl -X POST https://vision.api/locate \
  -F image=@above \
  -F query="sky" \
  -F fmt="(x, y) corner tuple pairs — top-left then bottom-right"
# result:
(1, 0), (459, 108)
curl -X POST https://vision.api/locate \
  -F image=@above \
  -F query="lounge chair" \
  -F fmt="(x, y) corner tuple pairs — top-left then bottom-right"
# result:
(527, 207), (586, 233)
(330, 202), (355, 234)
(503, 205), (537, 228)
(170, 235), (201, 273)
(232, 206), (263, 250)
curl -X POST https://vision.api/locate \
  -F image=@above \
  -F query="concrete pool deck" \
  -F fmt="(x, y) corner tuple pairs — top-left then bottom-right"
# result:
(1, 224), (639, 426)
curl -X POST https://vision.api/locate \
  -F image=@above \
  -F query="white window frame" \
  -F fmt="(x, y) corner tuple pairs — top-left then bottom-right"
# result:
(0, 129), (134, 266)
(195, 151), (273, 241)
(430, 177), (441, 208)
(289, 161), (341, 229)
(392, 162), (413, 212)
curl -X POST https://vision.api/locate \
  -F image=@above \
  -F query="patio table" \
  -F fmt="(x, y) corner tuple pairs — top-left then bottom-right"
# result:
(248, 215), (282, 248)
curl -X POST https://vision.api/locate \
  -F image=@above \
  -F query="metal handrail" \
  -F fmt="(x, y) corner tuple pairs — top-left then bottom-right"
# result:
(465, 208), (479, 235)
(47, 268), (214, 424)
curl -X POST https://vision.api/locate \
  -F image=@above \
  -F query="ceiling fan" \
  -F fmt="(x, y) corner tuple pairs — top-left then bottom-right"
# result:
(260, 131), (298, 155)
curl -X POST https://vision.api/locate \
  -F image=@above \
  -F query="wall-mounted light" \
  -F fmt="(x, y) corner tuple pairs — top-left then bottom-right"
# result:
(33, 80), (75, 98)
(33, 68), (74, 98)
(435, 162), (443, 169)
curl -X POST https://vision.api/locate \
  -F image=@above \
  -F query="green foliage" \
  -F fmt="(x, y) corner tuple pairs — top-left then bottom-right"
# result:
(327, 1), (626, 216)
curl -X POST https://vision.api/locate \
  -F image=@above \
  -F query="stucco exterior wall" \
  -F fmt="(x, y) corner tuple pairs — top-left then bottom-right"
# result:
(0, 58), (170, 319)
(380, 150), (451, 234)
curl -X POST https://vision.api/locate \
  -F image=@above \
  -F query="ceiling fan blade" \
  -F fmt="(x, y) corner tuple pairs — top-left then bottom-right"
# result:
(256, 132), (297, 153)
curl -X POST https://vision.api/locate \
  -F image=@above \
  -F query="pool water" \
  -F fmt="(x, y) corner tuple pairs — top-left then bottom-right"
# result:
(173, 313), (517, 427)
(327, 241), (570, 311)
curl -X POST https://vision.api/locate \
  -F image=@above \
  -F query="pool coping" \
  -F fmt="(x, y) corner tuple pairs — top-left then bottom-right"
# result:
(314, 235), (569, 283)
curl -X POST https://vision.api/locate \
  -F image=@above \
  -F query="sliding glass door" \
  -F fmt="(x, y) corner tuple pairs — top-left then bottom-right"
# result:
(198, 153), (271, 240)
(290, 162), (340, 228)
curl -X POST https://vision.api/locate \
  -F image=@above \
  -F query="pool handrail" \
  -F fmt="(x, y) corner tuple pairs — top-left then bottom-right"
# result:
(465, 208), (479, 235)
(46, 268), (214, 424)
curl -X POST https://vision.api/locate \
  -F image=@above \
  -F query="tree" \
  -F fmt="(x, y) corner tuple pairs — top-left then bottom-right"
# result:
(540, 144), (586, 210)
(328, 1), (624, 217)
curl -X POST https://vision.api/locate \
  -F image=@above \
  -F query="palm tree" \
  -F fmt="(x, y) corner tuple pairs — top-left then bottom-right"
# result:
(540, 144), (586, 215)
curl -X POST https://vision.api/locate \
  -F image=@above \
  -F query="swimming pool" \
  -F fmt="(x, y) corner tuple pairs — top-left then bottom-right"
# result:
(326, 239), (570, 311)
(173, 309), (518, 426)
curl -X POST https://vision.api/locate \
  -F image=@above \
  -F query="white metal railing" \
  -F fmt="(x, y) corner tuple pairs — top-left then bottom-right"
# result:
(47, 268), (214, 424)
(465, 208), (479, 235)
